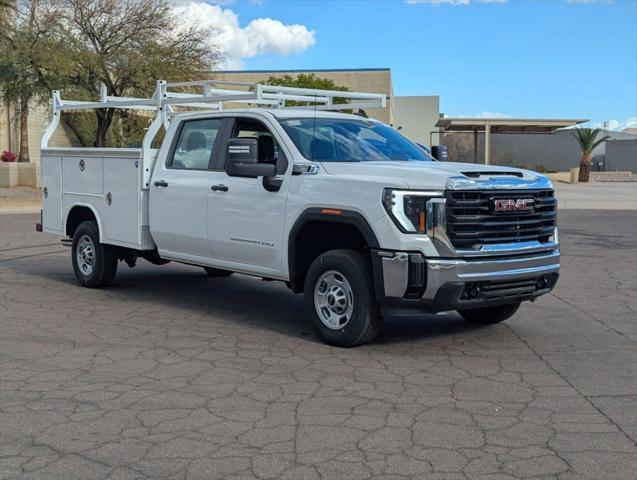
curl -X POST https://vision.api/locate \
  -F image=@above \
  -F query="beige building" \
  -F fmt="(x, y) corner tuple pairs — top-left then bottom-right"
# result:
(0, 102), (49, 187)
(392, 96), (440, 147)
(0, 100), (74, 187)
(1, 101), (73, 160)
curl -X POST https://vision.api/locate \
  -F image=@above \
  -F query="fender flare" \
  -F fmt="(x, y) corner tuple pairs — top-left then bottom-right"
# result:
(287, 208), (380, 292)
(64, 203), (103, 242)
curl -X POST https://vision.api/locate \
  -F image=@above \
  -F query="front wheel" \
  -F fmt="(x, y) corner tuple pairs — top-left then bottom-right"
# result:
(71, 221), (118, 288)
(458, 302), (521, 324)
(304, 249), (382, 347)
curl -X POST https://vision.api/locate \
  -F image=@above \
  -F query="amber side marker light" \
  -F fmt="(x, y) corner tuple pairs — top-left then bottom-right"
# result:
(320, 209), (342, 216)
(418, 211), (426, 233)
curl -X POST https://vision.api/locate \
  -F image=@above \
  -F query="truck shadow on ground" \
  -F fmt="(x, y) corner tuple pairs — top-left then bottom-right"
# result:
(28, 259), (484, 346)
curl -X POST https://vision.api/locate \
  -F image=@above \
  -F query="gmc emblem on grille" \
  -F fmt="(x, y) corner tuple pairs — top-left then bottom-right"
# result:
(493, 198), (535, 212)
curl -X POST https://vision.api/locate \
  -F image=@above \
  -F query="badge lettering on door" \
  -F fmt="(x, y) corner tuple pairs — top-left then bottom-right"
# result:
(230, 237), (274, 247)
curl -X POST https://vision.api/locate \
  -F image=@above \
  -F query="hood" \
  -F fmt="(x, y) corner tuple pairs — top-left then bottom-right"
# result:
(319, 161), (551, 190)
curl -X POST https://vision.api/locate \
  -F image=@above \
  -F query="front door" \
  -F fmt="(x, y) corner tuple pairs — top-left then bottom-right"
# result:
(206, 116), (290, 276)
(149, 117), (227, 260)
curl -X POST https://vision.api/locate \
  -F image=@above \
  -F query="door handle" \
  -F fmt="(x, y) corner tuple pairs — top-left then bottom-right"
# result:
(154, 180), (168, 187)
(211, 184), (229, 192)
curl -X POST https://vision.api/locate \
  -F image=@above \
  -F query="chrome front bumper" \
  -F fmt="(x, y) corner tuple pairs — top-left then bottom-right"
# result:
(372, 248), (560, 311)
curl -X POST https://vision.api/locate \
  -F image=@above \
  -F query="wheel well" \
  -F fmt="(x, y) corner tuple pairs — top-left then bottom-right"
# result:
(66, 206), (97, 237)
(289, 221), (370, 293)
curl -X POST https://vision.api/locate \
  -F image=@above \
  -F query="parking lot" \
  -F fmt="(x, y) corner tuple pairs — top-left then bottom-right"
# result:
(1, 210), (636, 480)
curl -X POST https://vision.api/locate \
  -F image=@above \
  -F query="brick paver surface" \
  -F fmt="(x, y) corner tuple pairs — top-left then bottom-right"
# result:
(1, 211), (636, 479)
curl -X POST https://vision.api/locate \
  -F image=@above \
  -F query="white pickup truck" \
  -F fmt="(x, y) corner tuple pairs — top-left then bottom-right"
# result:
(38, 80), (560, 346)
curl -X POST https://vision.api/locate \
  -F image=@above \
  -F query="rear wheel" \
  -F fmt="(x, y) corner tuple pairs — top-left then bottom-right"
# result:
(71, 221), (118, 288)
(203, 267), (233, 277)
(304, 249), (382, 347)
(458, 302), (521, 324)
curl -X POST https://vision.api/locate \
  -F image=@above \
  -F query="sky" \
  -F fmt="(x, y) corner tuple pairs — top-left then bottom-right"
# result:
(174, 0), (637, 130)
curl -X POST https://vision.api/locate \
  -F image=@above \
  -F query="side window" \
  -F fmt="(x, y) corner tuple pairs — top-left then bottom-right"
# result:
(231, 119), (288, 174)
(282, 121), (338, 161)
(169, 118), (222, 170)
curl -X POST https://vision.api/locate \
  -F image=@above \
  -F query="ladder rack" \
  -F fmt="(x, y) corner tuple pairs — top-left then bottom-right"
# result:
(41, 79), (387, 188)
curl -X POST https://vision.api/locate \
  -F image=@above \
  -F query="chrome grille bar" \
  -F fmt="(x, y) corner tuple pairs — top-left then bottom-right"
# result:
(445, 189), (557, 249)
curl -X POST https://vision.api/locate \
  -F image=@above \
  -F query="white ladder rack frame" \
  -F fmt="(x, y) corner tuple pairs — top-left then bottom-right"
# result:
(41, 79), (387, 189)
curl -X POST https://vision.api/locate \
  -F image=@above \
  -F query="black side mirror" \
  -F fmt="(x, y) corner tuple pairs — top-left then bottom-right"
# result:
(431, 145), (448, 161)
(225, 138), (276, 178)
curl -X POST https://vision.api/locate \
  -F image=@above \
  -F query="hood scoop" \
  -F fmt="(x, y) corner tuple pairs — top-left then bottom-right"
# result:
(462, 171), (523, 179)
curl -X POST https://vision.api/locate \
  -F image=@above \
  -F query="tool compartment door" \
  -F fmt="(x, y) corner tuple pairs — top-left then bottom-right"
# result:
(62, 155), (103, 196)
(48, 148), (145, 250)
(41, 155), (63, 233)
(102, 156), (142, 246)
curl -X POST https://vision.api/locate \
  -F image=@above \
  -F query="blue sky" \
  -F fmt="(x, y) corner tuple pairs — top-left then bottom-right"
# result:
(189, 0), (637, 129)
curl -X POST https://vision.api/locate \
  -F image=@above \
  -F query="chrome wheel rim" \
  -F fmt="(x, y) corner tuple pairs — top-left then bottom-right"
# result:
(314, 270), (354, 330)
(76, 235), (96, 276)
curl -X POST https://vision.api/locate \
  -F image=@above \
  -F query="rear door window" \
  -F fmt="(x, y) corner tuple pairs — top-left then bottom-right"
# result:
(169, 118), (223, 170)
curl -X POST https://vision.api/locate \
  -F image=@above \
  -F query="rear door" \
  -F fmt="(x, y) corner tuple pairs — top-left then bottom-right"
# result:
(206, 115), (290, 275)
(149, 117), (229, 260)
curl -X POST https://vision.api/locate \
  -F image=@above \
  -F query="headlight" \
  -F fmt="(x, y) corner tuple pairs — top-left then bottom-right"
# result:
(382, 189), (443, 234)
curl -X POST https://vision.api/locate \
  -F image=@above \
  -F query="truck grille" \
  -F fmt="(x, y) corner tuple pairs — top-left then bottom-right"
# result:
(445, 189), (557, 249)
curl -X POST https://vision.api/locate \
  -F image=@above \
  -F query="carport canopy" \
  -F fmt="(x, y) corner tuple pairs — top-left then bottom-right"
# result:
(435, 117), (588, 164)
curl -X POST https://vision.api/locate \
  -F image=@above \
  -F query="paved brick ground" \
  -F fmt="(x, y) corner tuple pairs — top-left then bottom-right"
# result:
(1, 211), (636, 480)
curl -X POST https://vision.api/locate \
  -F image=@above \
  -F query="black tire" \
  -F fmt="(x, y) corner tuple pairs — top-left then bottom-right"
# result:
(203, 267), (233, 277)
(304, 249), (382, 347)
(71, 220), (118, 288)
(458, 302), (521, 324)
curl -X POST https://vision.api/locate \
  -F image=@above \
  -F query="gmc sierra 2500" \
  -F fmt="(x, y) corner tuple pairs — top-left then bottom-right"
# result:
(38, 80), (559, 346)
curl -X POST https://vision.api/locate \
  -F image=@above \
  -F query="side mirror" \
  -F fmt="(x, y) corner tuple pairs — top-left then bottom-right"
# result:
(431, 145), (448, 161)
(225, 138), (276, 178)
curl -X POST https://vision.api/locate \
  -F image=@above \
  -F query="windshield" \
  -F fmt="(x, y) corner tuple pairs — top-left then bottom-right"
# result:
(279, 118), (433, 162)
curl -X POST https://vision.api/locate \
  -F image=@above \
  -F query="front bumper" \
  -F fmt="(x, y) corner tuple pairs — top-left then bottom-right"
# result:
(371, 248), (560, 311)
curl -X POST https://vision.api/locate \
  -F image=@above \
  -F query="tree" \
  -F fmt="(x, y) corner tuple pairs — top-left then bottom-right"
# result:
(0, 0), (15, 27)
(571, 127), (610, 182)
(265, 74), (350, 108)
(49, 0), (219, 147)
(0, 1), (58, 162)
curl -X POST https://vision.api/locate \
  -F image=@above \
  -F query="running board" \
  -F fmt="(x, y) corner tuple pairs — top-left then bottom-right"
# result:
(61, 238), (72, 248)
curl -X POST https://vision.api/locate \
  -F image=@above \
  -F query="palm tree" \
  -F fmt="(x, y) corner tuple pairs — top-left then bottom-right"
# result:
(571, 127), (610, 183)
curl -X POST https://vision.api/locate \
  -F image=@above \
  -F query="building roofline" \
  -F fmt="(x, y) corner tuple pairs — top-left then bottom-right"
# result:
(209, 68), (391, 74)
(436, 117), (589, 134)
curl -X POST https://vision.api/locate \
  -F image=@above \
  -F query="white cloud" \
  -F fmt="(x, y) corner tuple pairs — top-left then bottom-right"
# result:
(172, 2), (316, 69)
(585, 117), (637, 131)
(406, 0), (507, 5)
